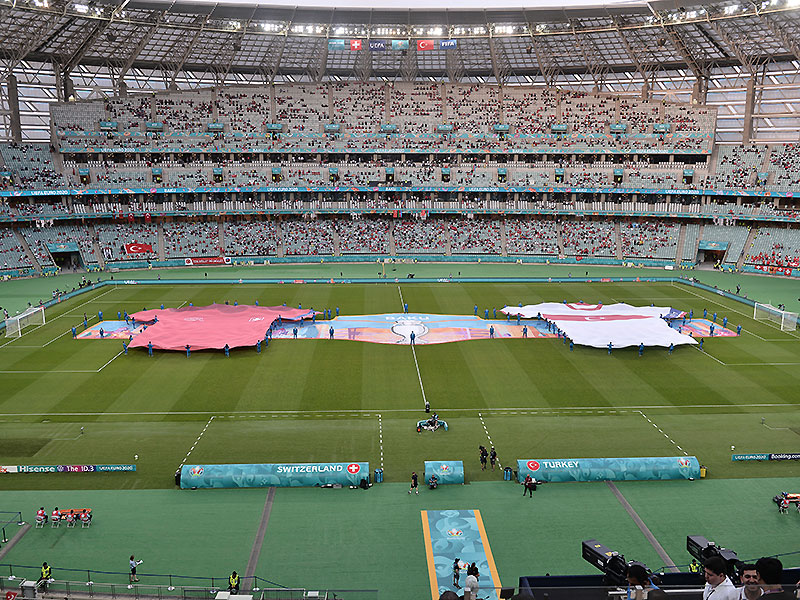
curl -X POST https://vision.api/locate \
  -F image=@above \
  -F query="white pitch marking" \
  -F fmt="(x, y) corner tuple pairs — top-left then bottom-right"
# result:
(378, 414), (384, 469)
(636, 410), (689, 456)
(180, 415), (215, 467)
(2, 402), (800, 419)
(96, 350), (124, 372)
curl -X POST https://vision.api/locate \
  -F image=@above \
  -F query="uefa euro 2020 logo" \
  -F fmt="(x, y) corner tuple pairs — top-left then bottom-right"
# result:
(446, 528), (463, 538)
(190, 466), (204, 477)
(677, 458), (691, 468)
(439, 464), (450, 473)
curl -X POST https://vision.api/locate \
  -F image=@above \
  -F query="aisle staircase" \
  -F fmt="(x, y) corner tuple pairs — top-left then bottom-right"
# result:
(675, 223), (687, 265)
(14, 230), (42, 274)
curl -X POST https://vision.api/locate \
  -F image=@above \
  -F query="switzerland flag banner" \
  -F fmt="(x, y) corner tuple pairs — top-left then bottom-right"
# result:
(125, 243), (153, 254)
(417, 40), (434, 51)
(350, 39), (362, 51)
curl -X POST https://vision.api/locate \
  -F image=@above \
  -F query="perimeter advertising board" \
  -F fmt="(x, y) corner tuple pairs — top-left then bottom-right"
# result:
(180, 462), (370, 488)
(516, 456), (700, 482)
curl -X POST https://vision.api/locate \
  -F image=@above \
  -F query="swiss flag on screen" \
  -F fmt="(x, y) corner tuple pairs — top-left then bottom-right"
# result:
(125, 243), (153, 254)
(350, 39), (362, 50)
(417, 40), (434, 51)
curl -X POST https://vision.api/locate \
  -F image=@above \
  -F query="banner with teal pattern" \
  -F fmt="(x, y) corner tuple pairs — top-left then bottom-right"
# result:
(424, 461), (464, 485)
(423, 510), (500, 600)
(516, 456), (700, 482)
(180, 462), (369, 488)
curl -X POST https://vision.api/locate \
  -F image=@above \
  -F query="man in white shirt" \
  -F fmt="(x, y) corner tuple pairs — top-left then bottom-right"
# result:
(703, 556), (739, 600)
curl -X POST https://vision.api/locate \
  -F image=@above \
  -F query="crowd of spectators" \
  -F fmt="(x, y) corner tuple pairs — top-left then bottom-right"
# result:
(224, 220), (278, 256)
(275, 84), (329, 133)
(449, 217), (502, 254)
(745, 226), (800, 268)
(619, 220), (679, 259)
(162, 221), (220, 258)
(393, 218), (448, 253)
(505, 219), (559, 255)
(96, 223), (158, 262)
(445, 85), (499, 134)
(0, 143), (68, 190)
(0, 228), (32, 270)
(561, 220), (616, 256)
(390, 83), (444, 134)
(282, 218), (334, 255)
(336, 218), (390, 253)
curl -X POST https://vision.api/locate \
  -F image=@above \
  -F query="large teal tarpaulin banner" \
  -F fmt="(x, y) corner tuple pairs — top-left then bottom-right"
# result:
(516, 456), (700, 482)
(424, 461), (464, 485)
(180, 462), (370, 488)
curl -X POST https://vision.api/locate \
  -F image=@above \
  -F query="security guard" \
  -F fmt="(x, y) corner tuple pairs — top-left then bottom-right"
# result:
(38, 562), (52, 591)
(228, 571), (240, 594)
(689, 559), (701, 576)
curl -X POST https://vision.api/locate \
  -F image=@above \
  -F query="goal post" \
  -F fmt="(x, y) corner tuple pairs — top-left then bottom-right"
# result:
(4, 305), (46, 337)
(753, 302), (798, 332)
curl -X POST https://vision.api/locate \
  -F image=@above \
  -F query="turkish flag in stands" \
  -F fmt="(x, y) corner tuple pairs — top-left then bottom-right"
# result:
(417, 40), (434, 51)
(350, 39), (362, 50)
(125, 243), (153, 254)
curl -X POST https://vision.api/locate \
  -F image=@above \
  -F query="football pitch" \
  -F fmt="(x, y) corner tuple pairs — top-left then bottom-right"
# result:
(1, 271), (799, 598)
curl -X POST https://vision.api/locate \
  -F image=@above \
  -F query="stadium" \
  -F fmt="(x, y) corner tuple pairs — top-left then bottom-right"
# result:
(1, 0), (800, 597)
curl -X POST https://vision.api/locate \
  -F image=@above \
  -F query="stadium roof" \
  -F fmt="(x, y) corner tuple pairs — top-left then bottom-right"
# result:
(1, 0), (799, 83)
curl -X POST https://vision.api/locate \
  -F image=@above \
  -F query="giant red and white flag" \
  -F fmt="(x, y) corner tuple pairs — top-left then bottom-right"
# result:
(501, 302), (695, 349)
(125, 243), (153, 254)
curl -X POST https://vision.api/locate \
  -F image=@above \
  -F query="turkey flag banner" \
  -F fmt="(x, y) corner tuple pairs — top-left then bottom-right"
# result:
(417, 39), (434, 51)
(125, 243), (153, 254)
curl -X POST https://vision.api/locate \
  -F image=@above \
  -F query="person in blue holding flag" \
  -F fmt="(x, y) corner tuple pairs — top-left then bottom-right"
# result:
(329, 326), (334, 339)
(522, 325), (528, 338)
(148, 341), (153, 357)
(669, 343), (674, 355)
(569, 340), (574, 351)
(638, 342), (644, 356)
(256, 340), (261, 353)
(474, 304), (478, 316)
(608, 342), (613, 354)
(722, 316), (728, 328)
(484, 308), (489, 319)
(737, 324), (742, 335)
(185, 344), (190, 358)
(712, 312), (717, 322)
(489, 326), (495, 339)
(224, 344), (230, 357)
(72, 326), (77, 339)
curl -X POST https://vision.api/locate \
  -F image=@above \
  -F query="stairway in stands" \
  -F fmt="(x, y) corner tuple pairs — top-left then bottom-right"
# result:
(675, 224), (687, 265)
(738, 226), (759, 270)
(14, 230), (42, 274)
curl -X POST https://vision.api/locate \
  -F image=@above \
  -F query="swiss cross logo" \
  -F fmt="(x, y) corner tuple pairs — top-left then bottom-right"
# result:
(347, 463), (361, 474)
(350, 39), (362, 51)
(527, 460), (540, 471)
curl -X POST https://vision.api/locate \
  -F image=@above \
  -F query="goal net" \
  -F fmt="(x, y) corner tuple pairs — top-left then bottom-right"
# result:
(4, 305), (45, 337)
(753, 302), (798, 332)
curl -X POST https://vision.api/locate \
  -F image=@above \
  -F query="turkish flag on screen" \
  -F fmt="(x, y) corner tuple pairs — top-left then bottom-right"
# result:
(125, 243), (153, 254)
(417, 40), (434, 51)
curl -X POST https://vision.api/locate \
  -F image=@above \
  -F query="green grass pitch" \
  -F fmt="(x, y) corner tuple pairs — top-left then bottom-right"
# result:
(1, 274), (799, 598)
